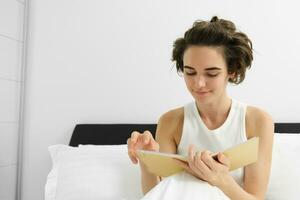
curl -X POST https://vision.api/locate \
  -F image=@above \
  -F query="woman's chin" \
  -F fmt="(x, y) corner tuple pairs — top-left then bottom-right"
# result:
(193, 92), (218, 104)
(193, 95), (210, 103)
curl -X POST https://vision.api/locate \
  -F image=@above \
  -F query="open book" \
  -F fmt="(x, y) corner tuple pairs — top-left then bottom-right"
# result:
(137, 137), (259, 177)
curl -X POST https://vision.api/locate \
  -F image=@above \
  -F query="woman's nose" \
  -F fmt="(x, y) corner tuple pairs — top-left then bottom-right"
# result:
(196, 76), (206, 88)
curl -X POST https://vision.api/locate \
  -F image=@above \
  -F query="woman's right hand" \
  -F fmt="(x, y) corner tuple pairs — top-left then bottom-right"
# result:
(127, 130), (159, 164)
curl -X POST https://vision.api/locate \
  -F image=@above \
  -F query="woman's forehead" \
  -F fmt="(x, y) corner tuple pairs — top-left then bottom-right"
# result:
(183, 46), (226, 70)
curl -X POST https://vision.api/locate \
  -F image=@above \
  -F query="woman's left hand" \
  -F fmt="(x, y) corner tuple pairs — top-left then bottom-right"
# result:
(174, 144), (231, 187)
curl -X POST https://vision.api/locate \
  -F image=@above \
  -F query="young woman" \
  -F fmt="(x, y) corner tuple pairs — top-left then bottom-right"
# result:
(127, 16), (274, 200)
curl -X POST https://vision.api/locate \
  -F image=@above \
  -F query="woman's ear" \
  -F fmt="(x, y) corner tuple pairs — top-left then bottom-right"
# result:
(228, 72), (236, 81)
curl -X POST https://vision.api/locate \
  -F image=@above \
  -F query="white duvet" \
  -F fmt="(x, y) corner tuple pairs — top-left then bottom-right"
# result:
(140, 171), (230, 200)
(45, 134), (300, 200)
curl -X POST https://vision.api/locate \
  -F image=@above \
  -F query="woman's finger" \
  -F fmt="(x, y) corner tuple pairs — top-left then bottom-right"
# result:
(217, 152), (230, 167)
(192, 151), (210, 173)
(188, 144), (196, 162)
(187, 156), (207, 179)
(127, 138), (138, 164)
(143, 131), (152, 144)
(173, 159), (198, 177)
(200, 150), (217, 171)
(131, 131), (140, 143)
(142, 131), (159, 150)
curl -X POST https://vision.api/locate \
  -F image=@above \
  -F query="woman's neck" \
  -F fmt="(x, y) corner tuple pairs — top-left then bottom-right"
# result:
(195, 95), (232, 124)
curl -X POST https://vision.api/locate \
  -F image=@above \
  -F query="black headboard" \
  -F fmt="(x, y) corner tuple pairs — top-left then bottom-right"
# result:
(274, 123), (300, 133)
(69, 124), (157, 147)
(69, 123), (300, 147)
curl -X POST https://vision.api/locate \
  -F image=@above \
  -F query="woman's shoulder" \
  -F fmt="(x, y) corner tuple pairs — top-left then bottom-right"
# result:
(158, 106), (184, 125)
(155, 107), (184, 149)
(156, 106), (184, 137)
(246, 105), (273, 123)
(246, 105), (274, 138)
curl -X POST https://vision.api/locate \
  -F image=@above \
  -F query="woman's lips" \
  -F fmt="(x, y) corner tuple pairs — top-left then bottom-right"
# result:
(194, 90), (210, 96)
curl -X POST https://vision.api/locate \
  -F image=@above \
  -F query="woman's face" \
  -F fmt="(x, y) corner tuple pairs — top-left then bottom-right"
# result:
(183, 45), (233, 104)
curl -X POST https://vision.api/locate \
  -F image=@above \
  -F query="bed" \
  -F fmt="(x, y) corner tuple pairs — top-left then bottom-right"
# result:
(45, 123), (300, 200)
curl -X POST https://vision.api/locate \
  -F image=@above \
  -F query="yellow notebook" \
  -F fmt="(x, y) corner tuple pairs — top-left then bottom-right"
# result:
(137, 137), (259, 177)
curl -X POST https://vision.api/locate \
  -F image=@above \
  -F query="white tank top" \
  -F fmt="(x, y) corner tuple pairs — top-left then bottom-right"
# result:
(177, 98), (248, 186)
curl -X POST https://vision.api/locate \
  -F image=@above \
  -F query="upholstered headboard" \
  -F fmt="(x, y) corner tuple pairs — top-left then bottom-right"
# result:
(69, 123), (300, 146)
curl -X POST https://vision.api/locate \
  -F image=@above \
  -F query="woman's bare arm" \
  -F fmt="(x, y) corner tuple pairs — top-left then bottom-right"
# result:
(141, 109), (181, 194)
(242, 107), (274, 199)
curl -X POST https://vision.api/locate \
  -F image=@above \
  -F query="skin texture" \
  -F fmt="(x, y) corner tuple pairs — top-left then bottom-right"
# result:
(127, 45), (274, 200)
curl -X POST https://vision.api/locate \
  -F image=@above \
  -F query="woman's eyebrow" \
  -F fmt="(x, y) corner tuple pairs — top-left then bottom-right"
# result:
(183, 65), (221, 71)
(183, 65), (195, 70)
(205, 67), (222, 71)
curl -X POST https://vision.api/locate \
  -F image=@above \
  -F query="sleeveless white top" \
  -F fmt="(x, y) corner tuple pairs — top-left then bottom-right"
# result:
(177, 98), (248, 186)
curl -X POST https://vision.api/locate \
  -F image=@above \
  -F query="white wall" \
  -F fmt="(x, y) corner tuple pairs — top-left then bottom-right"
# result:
(0, 0), (25, 199)
(22, 0), (300, 199)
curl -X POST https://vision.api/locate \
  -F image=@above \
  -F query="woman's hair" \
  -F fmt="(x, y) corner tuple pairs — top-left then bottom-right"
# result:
(172, 16), (253, 84)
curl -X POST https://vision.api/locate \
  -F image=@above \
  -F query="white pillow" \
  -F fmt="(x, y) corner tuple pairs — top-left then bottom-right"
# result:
(45, 144), (143, 200)
(266, 133), (300, 200)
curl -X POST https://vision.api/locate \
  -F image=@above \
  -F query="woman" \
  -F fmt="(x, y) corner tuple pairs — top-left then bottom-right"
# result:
(127, 16), (274, 200)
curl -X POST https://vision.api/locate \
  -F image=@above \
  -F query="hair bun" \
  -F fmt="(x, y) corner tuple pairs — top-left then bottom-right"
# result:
(209, 16), (236, 33)
(210, 16), (219, 23)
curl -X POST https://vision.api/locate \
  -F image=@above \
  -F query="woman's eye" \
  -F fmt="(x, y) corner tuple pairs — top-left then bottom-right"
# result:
(184, 71), (196, 76)
(184, 71), (219, 77)
(207, 73), (219, 77)
(186, 73), (196, 76)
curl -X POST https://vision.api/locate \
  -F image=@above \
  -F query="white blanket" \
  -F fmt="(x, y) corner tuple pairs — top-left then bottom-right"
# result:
(140, 171), (230, 200)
